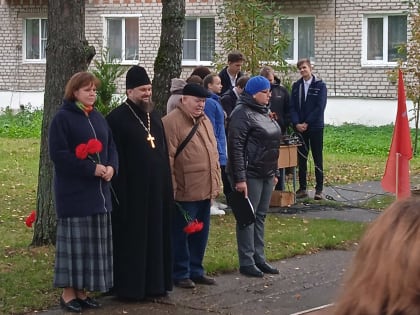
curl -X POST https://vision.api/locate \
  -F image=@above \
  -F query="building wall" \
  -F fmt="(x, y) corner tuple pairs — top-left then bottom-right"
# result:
(0, 0), (410, 102)
(278, 0), (408, 99)
(0, 2), (47, 92)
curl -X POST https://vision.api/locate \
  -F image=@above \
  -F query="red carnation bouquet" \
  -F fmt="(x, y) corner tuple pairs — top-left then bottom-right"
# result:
(25, 210), (36, 228)
(176, 202), (204, 234)
(75, 138), (103, 163)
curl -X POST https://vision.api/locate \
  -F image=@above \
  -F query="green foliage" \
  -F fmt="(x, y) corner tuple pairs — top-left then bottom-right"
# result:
(215, 0), (293, 76)
(91, 49), (126, 116)
(0, 106), (42, 138)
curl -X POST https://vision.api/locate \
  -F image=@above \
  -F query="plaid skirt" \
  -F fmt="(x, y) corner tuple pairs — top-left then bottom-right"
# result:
(53, 212), (113, 292)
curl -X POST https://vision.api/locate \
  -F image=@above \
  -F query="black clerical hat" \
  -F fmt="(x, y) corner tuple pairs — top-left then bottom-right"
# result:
(126, 65), (151, 89)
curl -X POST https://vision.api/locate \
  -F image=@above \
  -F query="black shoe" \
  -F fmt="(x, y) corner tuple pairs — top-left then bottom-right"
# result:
(256, 262), (279, 274)
(60, 296), (82, 313)
(174, 278), (196, 289)
(77, 297), (101, 309)
(296, 189), (308, 198)
(314, 191), (323, 200)
(239, 265), (264, 278)
(191, 275), (216, 285)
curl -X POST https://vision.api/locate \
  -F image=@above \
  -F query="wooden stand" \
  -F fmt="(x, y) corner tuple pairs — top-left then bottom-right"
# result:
(278, 145), (298, 168)
(270, 145), (299, 207)
(269, 191), (295, 207)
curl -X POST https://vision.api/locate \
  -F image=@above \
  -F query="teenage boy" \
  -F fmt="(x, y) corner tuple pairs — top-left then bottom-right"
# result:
(289, 58), (327, 200)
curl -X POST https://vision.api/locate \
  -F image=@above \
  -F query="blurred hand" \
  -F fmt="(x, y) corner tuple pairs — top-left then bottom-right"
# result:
(102, 166), (114, 182)
(235, 181), (248, 198)
(94, 164), (107, 177)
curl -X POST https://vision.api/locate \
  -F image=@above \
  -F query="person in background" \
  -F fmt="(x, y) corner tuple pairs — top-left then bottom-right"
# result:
(260, 65), (291, 191)
(219, 51), (245, 95)
(333, 197), (420, 315)
(186, 74), (204, 85)
(227, 76), (282, 278)
(289, 58), (327, 200)
(220, 75), (249, 118)
(163, 83), (221, 289)
(167, 78), (187, 114)
(259, 66), (290, 135)
(190, 66), (212, 80)
(106, 65), (173, 300)
(49, 71), (118, 313)
(203, 73), (228, 215)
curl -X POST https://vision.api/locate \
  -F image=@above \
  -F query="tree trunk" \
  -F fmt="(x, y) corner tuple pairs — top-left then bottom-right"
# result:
(152, 0), (185, 117)
(32, 0), (95, 246)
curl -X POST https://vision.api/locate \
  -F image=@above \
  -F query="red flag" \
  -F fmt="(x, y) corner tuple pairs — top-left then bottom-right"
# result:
(381, 69), (413, 199)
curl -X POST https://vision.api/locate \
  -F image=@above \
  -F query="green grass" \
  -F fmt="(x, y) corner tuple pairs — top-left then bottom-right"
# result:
(205, 214), (365, 273)
(0, 112), (419, 314)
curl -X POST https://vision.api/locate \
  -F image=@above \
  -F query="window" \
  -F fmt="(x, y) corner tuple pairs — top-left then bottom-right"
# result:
(280, 17), (315, 63)
(362, 14), (407, 65)
(182, 17), (215, 66)
(24, 18), (47, 62)
(104, 16), (139, 63)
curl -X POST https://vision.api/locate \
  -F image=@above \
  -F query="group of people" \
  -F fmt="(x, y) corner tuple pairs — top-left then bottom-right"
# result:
(48, 53), (330, 312)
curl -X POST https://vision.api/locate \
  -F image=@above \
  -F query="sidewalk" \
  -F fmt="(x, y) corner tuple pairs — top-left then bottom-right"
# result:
(30, 182), (384, 315)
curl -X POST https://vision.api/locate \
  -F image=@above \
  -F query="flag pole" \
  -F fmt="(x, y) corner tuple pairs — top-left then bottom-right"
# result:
(395, 152), (400, 199)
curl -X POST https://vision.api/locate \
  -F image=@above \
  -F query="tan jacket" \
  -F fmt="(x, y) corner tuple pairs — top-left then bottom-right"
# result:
(162, 105), (221, 201)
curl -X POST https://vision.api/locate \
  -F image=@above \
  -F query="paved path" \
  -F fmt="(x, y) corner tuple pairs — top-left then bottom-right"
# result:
(30, 182), (384, 315)
(30, 250), (354, 315)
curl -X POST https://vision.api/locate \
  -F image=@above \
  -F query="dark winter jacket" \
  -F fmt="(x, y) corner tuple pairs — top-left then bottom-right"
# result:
(218, 66), (244, 95)
(220, 87), (239, 118)
(227, 93), (282, 183)
(49, 100), (118, 218)
(289, 75), (327, 130)
(204, 92), (227, 166)
(269, 81), (291, 134)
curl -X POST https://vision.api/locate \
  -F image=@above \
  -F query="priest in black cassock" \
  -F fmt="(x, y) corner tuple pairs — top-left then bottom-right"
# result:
(106, 65), (173, 300)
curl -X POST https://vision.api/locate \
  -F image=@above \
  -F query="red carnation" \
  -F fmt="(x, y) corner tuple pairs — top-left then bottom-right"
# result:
(176, 203), (204, 235)
(86, 139), (103, 154)
(25, 210), (36, 228)
(75, 143), (88, 159)
(183, 219), (204, 234)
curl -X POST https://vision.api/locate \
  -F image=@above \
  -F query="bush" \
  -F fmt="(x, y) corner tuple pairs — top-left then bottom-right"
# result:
(0, 106), (42, 138)
(91, 49), (127, 116)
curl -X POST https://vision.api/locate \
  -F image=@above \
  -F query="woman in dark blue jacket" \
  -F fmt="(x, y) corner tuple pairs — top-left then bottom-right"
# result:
(227, 76), (282, 278)
(49, 72), (118, 313)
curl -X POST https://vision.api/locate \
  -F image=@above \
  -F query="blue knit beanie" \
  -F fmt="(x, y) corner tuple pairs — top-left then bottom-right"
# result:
(245, 76), (271, 95)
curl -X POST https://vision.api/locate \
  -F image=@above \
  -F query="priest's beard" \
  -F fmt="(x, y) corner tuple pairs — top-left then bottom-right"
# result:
(134, 98), (155, 113)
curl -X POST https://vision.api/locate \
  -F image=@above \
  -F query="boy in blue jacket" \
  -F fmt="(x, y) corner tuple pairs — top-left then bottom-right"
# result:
(289, 58), (327, 200)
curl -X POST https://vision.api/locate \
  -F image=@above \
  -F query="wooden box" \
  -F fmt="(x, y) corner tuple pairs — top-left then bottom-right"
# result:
(278, 145), (298, 168)
(269, 191), (295, 207)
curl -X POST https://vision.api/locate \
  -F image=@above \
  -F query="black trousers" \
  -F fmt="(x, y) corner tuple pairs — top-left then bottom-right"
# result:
(297, 128), (324, 192)
(221, 165), (233, 205)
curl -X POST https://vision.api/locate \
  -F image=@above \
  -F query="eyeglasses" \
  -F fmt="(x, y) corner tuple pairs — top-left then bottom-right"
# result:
(259, 89), (271, 94)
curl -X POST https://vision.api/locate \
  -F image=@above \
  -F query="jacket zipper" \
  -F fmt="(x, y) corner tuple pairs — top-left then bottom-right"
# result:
(87, 117), (108, 212)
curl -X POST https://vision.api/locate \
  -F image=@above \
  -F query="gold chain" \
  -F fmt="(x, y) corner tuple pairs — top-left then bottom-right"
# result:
(125, 102), (156, 149)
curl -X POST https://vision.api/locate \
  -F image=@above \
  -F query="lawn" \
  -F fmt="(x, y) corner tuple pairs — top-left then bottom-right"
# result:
(1, 113), (419, 314)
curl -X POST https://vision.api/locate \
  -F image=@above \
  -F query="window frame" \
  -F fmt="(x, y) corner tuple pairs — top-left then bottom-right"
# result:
(102, 14), (142, 65)
(361, 12), (407, 67)
(182, 16), (215, 67)
(280, 16), (315, 65)
(23, 17), (48, 64)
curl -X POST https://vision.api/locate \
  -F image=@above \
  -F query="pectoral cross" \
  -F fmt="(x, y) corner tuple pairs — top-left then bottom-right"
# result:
(147, 133), (156, 149)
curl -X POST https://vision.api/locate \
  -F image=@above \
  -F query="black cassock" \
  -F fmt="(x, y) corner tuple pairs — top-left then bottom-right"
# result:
(106, 100), (173, 299)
